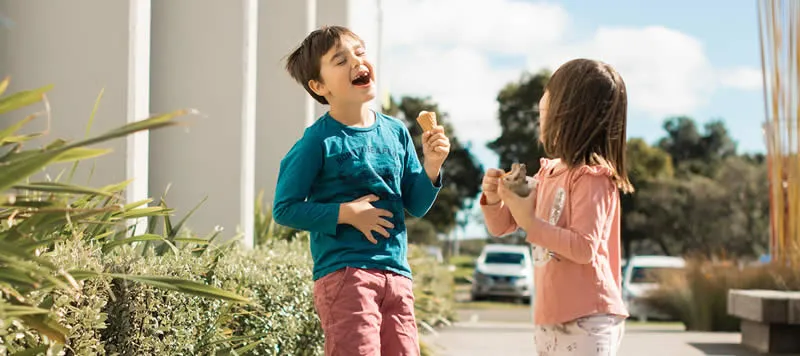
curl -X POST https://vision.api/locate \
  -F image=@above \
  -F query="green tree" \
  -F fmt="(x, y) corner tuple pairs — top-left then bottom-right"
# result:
(629, 168), (768, 259)
(487, 70), (550, 174)
(626, 138), (675, 182)
(625, 136), (768, 258)
(713, 156), (771, 256)
(658, 117), (737, 176)
(383, 96), (484, 234)
(406, 218), (439, 245)
(621, 139), (675, 258)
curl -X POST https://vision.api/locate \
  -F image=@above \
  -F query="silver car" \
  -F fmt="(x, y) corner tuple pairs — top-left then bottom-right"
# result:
(622, 255), (686, 321)
(470, 244), (534, 304)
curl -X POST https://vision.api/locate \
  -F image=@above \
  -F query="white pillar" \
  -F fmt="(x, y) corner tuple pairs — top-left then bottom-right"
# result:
(127, 0), (152, 235)
(240, 0), (258, 248)
(149, 0), (257, 247)
(0, 0), (148, 197)
(256, 0), (317, 207)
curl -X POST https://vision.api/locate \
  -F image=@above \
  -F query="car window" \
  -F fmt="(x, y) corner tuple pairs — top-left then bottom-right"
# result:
(630, 266), (680, 283)
(484, 252), (524, 265)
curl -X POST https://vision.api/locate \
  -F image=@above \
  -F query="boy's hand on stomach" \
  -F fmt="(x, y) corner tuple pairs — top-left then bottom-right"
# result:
(339, 194), (395, 244)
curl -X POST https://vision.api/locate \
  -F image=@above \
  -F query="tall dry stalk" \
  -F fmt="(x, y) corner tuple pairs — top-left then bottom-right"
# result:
(758, 0), (800, 266)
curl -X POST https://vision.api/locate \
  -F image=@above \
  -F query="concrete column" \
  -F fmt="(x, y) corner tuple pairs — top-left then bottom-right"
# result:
(256, 0), (317, 207)
(127, 0), (152, 234)
(0, 0), (150, 202)
(149, 0), (257, 247)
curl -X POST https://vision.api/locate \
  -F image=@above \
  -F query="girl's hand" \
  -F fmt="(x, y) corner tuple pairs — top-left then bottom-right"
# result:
(481, 168), (504, 205)
(497, 178), (537, 224)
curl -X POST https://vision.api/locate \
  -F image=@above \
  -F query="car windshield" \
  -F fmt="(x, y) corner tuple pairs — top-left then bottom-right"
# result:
(484, 252), (524, 265)
(630, 266), (681, 283)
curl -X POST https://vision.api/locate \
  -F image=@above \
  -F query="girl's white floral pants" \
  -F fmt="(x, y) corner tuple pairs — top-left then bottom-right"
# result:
(534, 314), (626, 356)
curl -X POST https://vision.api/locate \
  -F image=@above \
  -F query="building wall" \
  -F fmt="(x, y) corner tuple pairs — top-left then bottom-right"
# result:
(0, 0), (137, 189)
(0, 0), (383, 247)
(149, 0), (257, 243)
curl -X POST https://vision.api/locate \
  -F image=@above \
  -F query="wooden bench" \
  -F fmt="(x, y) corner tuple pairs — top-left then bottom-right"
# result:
(727, 289), (800, 354)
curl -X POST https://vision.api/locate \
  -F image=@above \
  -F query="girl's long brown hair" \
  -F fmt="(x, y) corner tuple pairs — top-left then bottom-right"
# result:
(541, 58), (634, 193)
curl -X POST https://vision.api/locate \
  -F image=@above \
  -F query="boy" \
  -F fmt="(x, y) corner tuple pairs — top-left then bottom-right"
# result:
(273, 26), (450, 355)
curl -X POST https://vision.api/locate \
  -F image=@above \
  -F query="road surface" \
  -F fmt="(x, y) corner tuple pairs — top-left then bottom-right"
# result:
(422, 308), (763, 356)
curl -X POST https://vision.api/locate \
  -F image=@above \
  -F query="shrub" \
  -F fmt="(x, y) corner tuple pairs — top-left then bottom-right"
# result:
(212, 240), (322, 356)
(2, 239), (322, 355)
(99, 241), (322, 355)
(410, 244), (456, 330)
(2, 238), (454, 355)
(101, 248), (226, 355)
(1, 239), (110, 356)
(643, 253), (800, 331)
(449, 254), (476, 285)
(0, 80), (248, 354)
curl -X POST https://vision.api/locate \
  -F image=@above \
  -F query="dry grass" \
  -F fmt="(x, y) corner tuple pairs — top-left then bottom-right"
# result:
(643, 250), (800, 331)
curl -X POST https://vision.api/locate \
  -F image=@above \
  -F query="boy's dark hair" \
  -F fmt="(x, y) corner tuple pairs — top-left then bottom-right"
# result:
(541, 58), (634, 193)
(285, 26), (363, 105)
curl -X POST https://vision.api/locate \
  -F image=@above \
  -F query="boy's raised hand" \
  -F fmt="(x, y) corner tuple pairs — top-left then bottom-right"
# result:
(339, 194), (395, 244)
(422, 125), (451, 180)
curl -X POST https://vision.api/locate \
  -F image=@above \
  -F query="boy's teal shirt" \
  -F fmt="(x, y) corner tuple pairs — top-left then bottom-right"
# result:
(272, 111), (442, 281)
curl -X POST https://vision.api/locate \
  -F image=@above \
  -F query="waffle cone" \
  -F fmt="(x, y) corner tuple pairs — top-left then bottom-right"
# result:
(416, 111), (437, 132)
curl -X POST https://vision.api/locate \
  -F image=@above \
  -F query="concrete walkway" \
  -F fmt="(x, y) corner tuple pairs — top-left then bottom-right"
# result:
(422, 309), (764, 356)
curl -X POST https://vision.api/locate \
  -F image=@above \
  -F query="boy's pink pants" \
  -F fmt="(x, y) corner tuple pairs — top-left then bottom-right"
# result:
(313, 267), (420, 356)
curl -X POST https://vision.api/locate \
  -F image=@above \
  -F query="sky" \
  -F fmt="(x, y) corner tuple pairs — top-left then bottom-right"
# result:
(378, 0), (767, 238)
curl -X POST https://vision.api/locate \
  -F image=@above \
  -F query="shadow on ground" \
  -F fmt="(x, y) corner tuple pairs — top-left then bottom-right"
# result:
(690, 342), (799, 356)
(690, 342), (755, 356)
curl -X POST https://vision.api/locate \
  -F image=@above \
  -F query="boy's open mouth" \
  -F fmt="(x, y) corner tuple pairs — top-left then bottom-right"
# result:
(352, 70), (371, 86)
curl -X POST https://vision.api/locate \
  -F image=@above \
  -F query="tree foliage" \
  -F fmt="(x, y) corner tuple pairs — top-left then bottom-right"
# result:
(488, 70), (550, 174)
(383, 96), (484, 235)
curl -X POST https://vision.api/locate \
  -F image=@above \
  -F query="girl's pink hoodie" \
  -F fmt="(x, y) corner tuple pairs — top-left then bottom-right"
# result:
(481, 158), (629, 325)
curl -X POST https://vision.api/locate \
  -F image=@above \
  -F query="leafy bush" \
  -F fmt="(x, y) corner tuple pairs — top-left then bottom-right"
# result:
(213, 241), (322, 355)
(449, 254), (476, 285)
(409, 245), (456, 330)
(2, 238), (454, 355)
(2, 239), (321, 355)
(0, 79), (247, 354)
(1, 239), (110, 356)
(643, 253), (800, 331)
(100, 241), (322, 355)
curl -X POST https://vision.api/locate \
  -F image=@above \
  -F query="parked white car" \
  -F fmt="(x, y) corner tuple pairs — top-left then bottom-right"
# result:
(622, 255), (686, 321)
(471, 244), (534, 304)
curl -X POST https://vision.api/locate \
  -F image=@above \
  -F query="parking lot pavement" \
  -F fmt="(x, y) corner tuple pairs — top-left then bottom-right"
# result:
(422, 315), (760, 356)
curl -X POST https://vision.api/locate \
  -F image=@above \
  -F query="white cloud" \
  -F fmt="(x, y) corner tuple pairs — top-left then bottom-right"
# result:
(380, 0), (762, 146)
(717, 67), (763, 90)
(526, 26), (717, 120)
(382, 0), (568, 54)
(384, 47), (520, 143)
(381, 0), (567, 144)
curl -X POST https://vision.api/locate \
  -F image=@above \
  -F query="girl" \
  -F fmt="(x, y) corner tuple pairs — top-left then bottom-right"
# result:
(480, 58), (633, 356)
